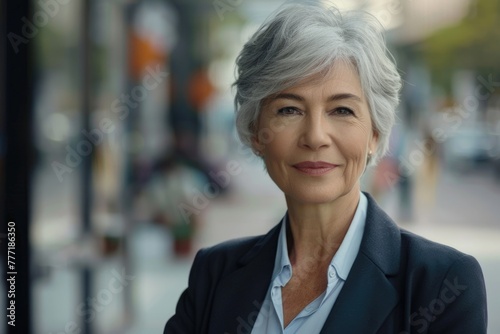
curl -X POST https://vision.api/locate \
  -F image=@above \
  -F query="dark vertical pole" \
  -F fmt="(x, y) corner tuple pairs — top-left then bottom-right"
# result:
(2, 0), (33, 333)
(0, 0), (5, 244)
(122, 2), (140, 325)
(169, 0), (200, 147)
(81, 0), (93, 333)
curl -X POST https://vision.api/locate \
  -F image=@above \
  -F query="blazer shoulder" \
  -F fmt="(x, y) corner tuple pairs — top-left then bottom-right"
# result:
(164, 233), (275, 334)
(397, 229), (487, 333)
(399, 227), (482, 276)
(200, 234), (263, 260)
(196, 221), (281, 270)
(193, 234), (267, 278)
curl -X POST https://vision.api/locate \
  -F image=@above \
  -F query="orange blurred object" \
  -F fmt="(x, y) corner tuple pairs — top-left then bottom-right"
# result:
(129, 31), (168, 80)
(188, 69), (216, 111)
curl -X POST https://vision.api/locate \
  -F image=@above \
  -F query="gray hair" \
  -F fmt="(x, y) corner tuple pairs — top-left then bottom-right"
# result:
(233, 2), (401, 165)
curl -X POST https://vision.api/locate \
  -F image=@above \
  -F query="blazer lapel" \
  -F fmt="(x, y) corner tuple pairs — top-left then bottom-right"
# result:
(208, 220), (282, 334)
(320, 193), (401, 334)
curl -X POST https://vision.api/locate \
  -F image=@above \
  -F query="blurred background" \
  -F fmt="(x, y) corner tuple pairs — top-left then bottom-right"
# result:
(1, 0), (500, 333)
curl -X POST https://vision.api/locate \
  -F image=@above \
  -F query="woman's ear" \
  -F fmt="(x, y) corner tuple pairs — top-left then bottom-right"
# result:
(251, 134), (264, 156)
(369, 128), (379, 154)
(370, 129), (379, 151)
(250, 118), (265, 155)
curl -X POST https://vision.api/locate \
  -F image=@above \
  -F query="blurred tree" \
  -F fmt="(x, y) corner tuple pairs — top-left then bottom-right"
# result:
(423, 0), (500, 92)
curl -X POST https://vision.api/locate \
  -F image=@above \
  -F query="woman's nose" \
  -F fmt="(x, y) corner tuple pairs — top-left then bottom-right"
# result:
(299, 113), (331, 150)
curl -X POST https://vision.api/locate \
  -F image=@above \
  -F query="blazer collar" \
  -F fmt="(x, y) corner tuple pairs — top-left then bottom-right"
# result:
(359, 191), (401, 275)
(237, 217), (283, 267)
(320, 192), (401, 333)
(208, 217), (282, 334)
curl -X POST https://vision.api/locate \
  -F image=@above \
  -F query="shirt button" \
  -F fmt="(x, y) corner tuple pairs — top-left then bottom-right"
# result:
(329, 271), (335, 278)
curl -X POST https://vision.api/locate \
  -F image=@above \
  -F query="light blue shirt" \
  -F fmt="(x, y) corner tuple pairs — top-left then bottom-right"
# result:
(251, 192), (368, 333)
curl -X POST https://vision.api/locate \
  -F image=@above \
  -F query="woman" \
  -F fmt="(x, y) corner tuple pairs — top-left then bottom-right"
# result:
(164, 3), (487, 333)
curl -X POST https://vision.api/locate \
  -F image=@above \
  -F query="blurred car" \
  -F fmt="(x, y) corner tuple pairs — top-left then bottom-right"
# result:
(443, 126), (499, 171)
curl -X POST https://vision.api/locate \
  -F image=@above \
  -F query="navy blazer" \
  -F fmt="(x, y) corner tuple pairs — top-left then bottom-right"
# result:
(164, 193), (487, 333)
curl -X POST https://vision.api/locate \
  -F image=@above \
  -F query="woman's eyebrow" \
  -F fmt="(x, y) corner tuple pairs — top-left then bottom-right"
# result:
(327, 93), (362, 102)
(273, 93), (305, 101)
(273, 92), (362, 102)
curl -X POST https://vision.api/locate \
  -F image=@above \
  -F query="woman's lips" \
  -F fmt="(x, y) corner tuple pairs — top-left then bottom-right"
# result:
(292, 161), (338, 175)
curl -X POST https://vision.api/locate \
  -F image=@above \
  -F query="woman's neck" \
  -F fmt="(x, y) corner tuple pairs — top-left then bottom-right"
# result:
(285, 188), (360, 266)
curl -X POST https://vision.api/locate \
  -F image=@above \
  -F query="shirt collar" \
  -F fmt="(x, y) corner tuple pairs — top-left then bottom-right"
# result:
(331, 192), (367, 280)
(272, 192), (367, 282)
(271, 213), (292, 283)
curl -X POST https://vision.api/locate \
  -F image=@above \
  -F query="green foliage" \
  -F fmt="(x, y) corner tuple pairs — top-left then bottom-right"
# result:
(172, 222), (194, 240)
(423, 0), (500, 89)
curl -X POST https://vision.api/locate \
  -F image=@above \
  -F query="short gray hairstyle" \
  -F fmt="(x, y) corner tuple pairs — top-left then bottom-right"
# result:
(233, 2), (401, 165)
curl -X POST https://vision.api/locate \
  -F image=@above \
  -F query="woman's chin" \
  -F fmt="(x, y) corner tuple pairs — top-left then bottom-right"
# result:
(283, 184), (359, 206)
(286, 192), (345, 206)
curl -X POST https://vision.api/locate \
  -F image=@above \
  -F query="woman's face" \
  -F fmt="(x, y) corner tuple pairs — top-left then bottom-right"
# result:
(252, 62), (378, 205)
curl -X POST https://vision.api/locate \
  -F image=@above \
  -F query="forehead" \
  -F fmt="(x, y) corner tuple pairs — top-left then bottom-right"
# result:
(288, 61), (363, 95)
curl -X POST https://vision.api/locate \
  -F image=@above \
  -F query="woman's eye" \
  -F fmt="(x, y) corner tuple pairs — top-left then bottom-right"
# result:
(277, 107), (301, 115)
(333, 107), (354, 116)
